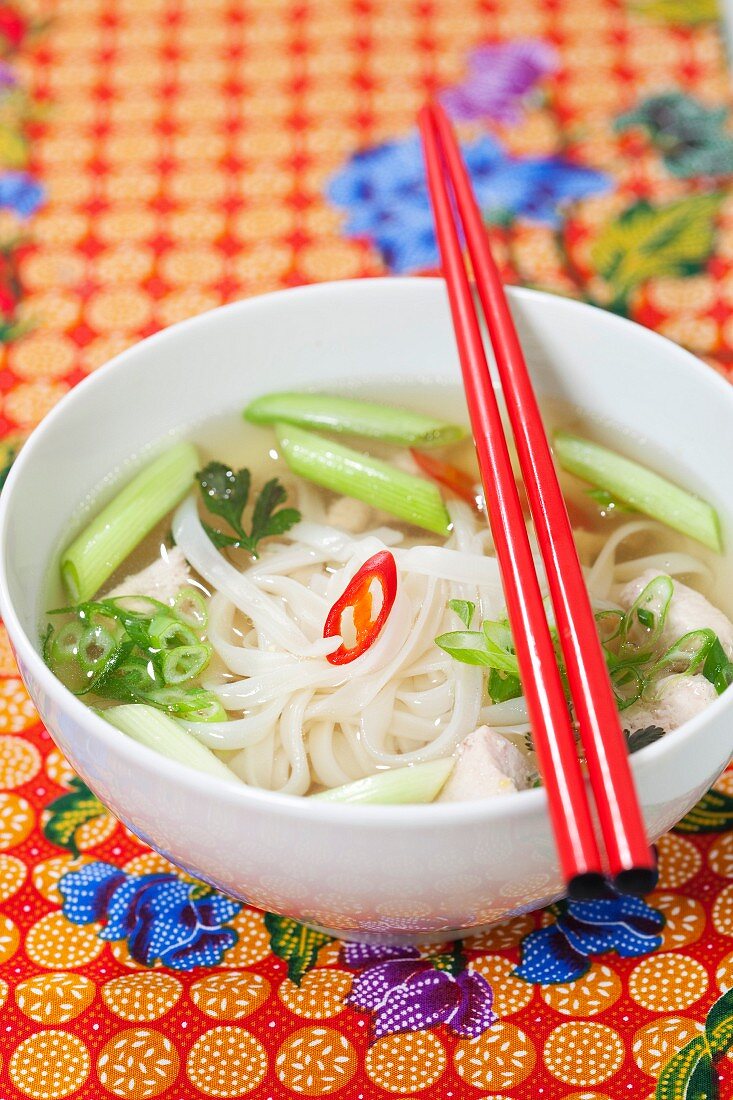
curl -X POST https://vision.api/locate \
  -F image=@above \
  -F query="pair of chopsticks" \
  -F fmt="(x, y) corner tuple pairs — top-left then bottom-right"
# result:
(419, 102), (657, 899)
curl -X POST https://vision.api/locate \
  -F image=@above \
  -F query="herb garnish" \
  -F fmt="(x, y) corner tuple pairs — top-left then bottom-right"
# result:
(624, 725), (666, 753)
(43, 591), (224, 722)
(197, 462), (300, 557)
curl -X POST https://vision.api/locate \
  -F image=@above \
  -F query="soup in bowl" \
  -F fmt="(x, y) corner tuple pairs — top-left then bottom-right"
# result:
(0, 277), (731, 941)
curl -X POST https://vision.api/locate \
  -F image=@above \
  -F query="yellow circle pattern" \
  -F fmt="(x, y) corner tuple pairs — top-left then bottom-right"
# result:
(708, 832), (733, 879)
(543, 1022), (624, 1086)
(454, 1023), (535, 1090)
(15, 973), (96, 1024)
(279, 968), (353, 1019)
(9, 1031), (90, 1099)
(187, 1027), (268, 1097)
(471, 955), (534, 1016)
(632, 1017), (705, 1077)
(629, 953), (708, 1012)
(0, 852), (26, 900)
(190, 971), (271, 1019)
(0, 681), (39, 733)
(541, 964), (622, 1017)
(655, 833), (702, 889)
(26, 912), (103, 969)
(0, 914), (19, 963)
(97, 1029), (180, 1098)
(0, 735), (41, 788)
(652, 892), (706, 950)
(365, 1030), (447, 1093)
(101, 972), (182, 1021)
(0, 792), (35, 850)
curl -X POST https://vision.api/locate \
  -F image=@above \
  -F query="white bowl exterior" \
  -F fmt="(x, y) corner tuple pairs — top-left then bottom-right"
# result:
(1, 278), (732, 938)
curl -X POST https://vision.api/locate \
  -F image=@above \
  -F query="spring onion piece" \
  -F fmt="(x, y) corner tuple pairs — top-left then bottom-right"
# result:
(61, 442), (200, 602)
(312, 758), (454, 804)
(620, 575), (673, 653)
(245, 391), (465, 448)
(703, 635), (733, 694)
(275, 424), (451, 536)
(553, 432), (722, 552)
(652, 629), (716, 676)
(104, 704), (238, 781)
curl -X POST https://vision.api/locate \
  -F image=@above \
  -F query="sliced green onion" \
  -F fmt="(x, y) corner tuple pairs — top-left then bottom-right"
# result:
(61, 442), (200, 602)
(144, 686), (227, 722)
(275, 424), (451, 536)
(554, 432), (722, 552)
(620, 575), (673, 652)
(160, 644), (212, 684)
(245, 391), (465, 448)
(173, 587), (208, 630)
(149, 616), (199, 650)
(312, 758), (454, 804)
(652, 629), (716, 677)
(702, 635), (733, 694)
(609, 664), (645, 710)
(78, 624), (117, 675)
(104, 703), (238, 781)
(595, 609), (625, 645)
(50, 620), (84, 665)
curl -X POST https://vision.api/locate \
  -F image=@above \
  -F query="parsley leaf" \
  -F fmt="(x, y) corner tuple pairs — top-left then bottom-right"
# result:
(197, 462), (301, 557)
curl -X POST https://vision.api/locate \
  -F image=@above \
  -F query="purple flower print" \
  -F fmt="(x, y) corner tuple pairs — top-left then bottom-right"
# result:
(341, 942), (495, 1039)
(442, 39), (558, 124)
(0, 61), (17, 89)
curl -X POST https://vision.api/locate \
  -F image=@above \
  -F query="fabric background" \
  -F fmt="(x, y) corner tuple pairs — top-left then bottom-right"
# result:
(0, 0), (731, 1097)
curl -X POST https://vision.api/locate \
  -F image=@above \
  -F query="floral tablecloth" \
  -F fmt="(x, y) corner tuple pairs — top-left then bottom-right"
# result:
(0, 0), (731, 1097)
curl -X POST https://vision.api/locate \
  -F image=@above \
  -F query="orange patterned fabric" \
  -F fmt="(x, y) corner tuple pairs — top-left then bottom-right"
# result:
(0, 1), (732, 1098)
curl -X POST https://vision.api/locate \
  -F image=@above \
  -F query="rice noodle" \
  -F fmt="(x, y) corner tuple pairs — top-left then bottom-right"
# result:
(172, 465), (714, 794)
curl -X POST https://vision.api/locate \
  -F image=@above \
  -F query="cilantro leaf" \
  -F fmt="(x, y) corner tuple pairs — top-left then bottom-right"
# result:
(248, 478), (301, 551)
(624, 725), (666, 753)
(197, 463), (301, 557)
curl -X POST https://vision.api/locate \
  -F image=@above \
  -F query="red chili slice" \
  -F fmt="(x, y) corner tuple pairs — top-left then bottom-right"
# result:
(324, 550), (398, 665)
(410, 448), (481, 509)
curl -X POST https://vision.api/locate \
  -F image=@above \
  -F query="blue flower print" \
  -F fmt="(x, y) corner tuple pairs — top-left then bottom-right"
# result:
(0, 170), (43, 217)
(514, 887), (665, 984)
(58, 861), (241, 970)
(327, 131), (610, 274)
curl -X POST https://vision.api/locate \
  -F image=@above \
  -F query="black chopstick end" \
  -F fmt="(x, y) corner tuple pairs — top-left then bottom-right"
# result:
(566, 872), (608, 902)
(613, 865), (659, 897)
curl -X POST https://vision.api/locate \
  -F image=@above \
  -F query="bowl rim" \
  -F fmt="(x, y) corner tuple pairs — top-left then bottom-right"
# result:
(1, 275), (732, 830)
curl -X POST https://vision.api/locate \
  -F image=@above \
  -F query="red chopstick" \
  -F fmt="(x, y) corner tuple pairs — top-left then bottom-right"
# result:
(418, 109), (604, 900)
(421, 102), (657, 895)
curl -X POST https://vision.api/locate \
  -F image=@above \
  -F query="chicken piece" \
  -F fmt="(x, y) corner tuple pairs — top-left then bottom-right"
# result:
(105, 546), (191, 605)
(438, 725), (533, 802)
(617, 568), (733, 658)
(623, 673), (717, 735)
(325, 496), (373, 534)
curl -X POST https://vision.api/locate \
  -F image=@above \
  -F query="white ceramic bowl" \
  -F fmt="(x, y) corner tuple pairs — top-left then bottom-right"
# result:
(1, 278), (731, 943)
